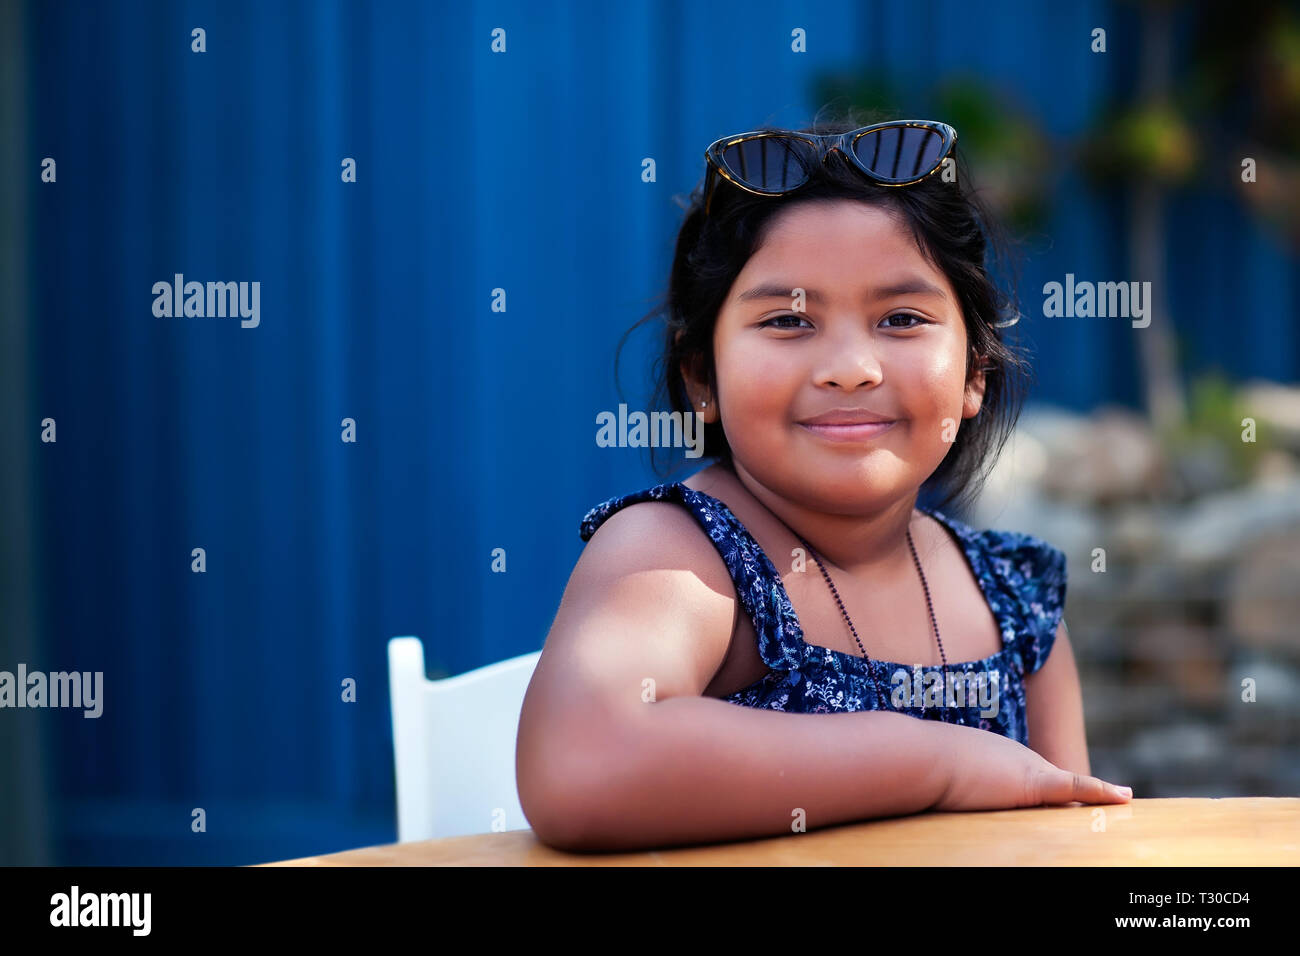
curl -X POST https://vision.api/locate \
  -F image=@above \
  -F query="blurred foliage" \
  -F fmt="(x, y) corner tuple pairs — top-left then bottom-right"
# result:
(1078, 103), (1197, 186)
(1086, 0), (1300, 246)
(1185, 0), (1300, 156)
(808, 1), (1300, 243)
(1165, 370), (1278, 487)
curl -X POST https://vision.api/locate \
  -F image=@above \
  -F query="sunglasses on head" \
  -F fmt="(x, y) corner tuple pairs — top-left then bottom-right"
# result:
(702, 120), (957, 215)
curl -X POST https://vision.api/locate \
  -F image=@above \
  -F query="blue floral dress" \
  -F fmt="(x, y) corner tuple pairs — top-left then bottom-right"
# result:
(579, 481), (1066, 747)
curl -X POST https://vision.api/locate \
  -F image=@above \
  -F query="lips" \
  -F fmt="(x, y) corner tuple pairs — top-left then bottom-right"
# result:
(797, 407), (899, 442)
(799, 408), (895, 425)
(799, 420), (897, 442)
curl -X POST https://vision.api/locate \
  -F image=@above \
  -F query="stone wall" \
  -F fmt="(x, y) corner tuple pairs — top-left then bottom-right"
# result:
(968, 394), (1300, 797)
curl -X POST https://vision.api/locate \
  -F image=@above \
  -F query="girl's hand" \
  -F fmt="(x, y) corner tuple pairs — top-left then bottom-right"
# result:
(933, 725), (1132, 811)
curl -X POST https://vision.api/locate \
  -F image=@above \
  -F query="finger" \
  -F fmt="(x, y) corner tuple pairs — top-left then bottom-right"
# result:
(1037, 770), (1131, 806)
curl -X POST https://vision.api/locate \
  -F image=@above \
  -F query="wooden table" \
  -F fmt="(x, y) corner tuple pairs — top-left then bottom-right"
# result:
(261, 797), (1299, 866)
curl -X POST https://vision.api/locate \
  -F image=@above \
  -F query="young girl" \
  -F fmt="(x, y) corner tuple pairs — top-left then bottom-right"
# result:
(516, 114), (1133, 853)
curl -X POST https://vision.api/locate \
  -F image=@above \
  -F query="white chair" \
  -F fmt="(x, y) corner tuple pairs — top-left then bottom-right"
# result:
(387, 636), (542, 842)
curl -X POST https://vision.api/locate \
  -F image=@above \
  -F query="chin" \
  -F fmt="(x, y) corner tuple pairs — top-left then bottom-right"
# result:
(799, 469), (913, 509)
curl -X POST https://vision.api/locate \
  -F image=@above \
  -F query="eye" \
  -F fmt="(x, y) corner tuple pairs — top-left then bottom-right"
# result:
(759, 314), (812, 330)
(759, 312), (931, 331)
(881, 312), (929, 329)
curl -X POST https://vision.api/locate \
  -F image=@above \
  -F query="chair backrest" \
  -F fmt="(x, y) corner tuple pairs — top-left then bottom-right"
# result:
(387, 636), (542, 842)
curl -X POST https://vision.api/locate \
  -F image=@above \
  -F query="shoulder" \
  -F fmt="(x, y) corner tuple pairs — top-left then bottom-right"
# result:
(981, 526), (1068, 596)
(930, 508), (1065, 586)
(558, 485), (741, 697)
(575, 482), (736, 592)
(580, 482), (686, 541)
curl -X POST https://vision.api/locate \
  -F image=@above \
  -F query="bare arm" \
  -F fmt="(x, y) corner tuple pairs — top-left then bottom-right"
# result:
(549, 696), (965, 852)
(1024, 619), (1091, 775)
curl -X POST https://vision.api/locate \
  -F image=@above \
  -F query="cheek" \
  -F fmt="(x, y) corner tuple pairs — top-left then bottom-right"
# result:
(907, 346), (967, 410)
(717, 340), (798, 409)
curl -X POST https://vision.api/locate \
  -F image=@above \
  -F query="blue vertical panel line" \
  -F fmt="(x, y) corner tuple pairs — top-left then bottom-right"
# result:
(661, 0), (715, 508)
(363, 3), (398, 827)
(27, 0), (67, 839)
(368, 0), (436, 808)
(270, 0), (305, 807)
(1167, 190), (1223, 377)
(310, 0), (357, 818)
(203, 0), (246, 822)
(1243, 217), (1294, 383)
(153, 0), (188, 817)
(347, 1), (385, 821)
(470, 1), (519, 673)
(4, 0), (55, 868)
(1212, 194), (1242, 378)
(401, 0), (468, 685)
(145, 1), (192, 814)
(67, 1), (109, 809)
(149, 3), (197, 811)
(61, 1), (133, 857)
(290, 0), (332, 808)
(441, 0), (486, 675)
(362, 0), (396, 707)
(580, 0), (661, 537)
(604, 0), (683, 503)
(377, 2), (431, 680)
(248, 0), (294, 814)
(168, 0), (206, 845)
(212, 0), (269, 839)
(408, 0), (446, 683)
(1196, 192), (1234, 378)
(256, 0), (290, 804)
(171, 0), (231, 847)
(1050, 0), (1110, 136)
(174, 0), (223, 856)
(587, 0), (645, 507)
(172, 0), (205, 832)
(519, 0), (574, 663)
(1040, 2), (1121, 411)
(353, 0), (388, 815)
(503, 0), (585, 662)
(113, 0), (164, 812)
(1041, 195), (1079, 410)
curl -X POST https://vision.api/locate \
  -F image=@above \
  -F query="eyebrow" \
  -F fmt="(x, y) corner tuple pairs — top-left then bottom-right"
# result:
(735, 278), (949, 304)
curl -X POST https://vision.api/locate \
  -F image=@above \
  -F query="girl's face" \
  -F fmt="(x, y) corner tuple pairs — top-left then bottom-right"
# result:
(693, 199), (985, 513)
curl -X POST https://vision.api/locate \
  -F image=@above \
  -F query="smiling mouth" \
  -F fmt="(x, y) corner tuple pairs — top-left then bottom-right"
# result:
(798, 420), (898, 442)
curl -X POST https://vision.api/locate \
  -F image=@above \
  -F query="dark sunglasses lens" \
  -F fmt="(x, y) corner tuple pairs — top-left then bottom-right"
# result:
(719, 137), (811, 192)
(852, 126), (947, 181)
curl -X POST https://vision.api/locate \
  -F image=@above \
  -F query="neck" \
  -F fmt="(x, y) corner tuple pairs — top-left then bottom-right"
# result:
(729, 461), (920, 578)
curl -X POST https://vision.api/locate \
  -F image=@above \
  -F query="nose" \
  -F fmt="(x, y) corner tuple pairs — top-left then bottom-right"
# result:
(815, 325), (884, 389)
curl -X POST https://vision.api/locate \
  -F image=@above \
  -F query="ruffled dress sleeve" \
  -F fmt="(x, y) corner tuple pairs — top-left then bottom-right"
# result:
(986, 532), (1067, 675)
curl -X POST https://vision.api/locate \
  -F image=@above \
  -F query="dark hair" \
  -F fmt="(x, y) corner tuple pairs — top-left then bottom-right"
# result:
(615, 108), (1033, 515)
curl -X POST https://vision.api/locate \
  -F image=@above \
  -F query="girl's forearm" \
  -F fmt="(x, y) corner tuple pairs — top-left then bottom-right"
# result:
(530, 694), (964, 853)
